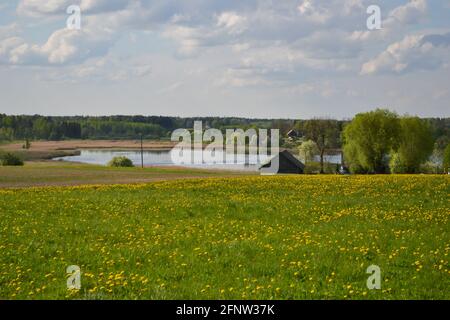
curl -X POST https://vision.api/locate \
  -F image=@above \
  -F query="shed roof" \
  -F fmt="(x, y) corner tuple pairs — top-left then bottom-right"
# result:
(260, 150), (305, 172)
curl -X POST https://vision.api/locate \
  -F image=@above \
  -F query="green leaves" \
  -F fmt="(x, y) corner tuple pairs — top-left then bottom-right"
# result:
(392, 117), (434, 173)
(343, 109), (401, 173)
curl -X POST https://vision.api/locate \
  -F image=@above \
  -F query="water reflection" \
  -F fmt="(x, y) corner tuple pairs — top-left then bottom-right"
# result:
(54, 149), (267, 171)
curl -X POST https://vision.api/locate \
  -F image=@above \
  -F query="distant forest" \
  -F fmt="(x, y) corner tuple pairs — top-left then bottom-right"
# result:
(0, 114), (449, 148)
(0, 114), (278, 141)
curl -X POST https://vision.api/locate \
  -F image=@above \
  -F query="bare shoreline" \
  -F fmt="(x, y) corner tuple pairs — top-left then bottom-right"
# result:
(0, 140), (176, 161)
(0, 139), (176, 151)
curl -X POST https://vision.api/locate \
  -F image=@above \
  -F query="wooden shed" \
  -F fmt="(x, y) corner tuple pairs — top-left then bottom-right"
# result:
(260, 150), (305, 174)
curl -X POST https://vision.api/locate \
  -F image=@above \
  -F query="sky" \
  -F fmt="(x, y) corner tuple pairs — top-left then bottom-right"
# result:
(0, 0), (449, 119)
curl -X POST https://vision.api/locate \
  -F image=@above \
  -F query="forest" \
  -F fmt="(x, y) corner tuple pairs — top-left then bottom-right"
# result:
(0, 114), (448, 144)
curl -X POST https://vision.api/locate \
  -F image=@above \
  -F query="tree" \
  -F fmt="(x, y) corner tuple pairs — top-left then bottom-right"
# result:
(343, 109), (400, 173)
(444, 144), (450, 174)
(23, 138), (31, 149)
(32, 118), (51, 139)
(273, 119), (294, 137)
(389, 152), (404, 174)
(390, 117), (434, 173)
(0, 127), (13, 141)
(302, 119), (340, 173)
(343, 141), (367, 173)
(298, 140), (319, 164)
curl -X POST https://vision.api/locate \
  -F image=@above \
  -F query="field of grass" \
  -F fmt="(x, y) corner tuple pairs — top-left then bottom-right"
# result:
(0, 175), (449, 300)
(0, 161), (252, 188)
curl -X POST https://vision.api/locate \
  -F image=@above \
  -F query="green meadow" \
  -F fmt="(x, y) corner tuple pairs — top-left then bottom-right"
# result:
(0, 174), (448, 299)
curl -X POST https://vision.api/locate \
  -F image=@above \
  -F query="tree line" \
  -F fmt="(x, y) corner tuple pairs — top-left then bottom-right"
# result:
(296, 109), (449, 174)
(0, 115), (165, 140)
(0, 112), (449, 173)
(0, 114), (282, 141)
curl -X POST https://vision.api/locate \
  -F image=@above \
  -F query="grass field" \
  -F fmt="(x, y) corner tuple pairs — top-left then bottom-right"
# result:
(0, 174), (448, 299)
(0, 162), (252, 188)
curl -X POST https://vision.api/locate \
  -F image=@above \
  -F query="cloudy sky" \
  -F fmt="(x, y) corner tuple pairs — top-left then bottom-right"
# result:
(0, 0), (449, 118)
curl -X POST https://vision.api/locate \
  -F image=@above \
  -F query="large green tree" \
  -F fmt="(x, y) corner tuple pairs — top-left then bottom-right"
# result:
(390, 117), (434, 173)
(343, 109), (400, 173)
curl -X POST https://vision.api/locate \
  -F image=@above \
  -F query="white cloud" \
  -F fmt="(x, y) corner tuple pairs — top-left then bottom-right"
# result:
(36, 54), (152, 82)
(216, 12), (248, 35)
(162, 12), (248, 57)
(3, 0), (448, 117)
(80, 0), (131, 14)
(215, 68), (272, 88)
(0, 28), (113, 65)
(285, 81), (337, 98)
(17, 0), (73, 17)
(162, 25), (204, 57)
(8, 0), (401, 69)
(213, 41), (353, 90)
(294, 30), (362, 59)
(361, 32), (450, 75)
(297, 0), (332, 24)
(387, 0), (427, 25)
(0, 37), (25, 63)
(297, 0), (365, 23)
(347, 1), (429, 44)
(156, 81), (184, 95)
(0, 23), (20, 39)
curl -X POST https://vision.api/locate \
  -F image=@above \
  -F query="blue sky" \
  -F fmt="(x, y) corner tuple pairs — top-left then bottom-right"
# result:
(0, 0), (449, 118)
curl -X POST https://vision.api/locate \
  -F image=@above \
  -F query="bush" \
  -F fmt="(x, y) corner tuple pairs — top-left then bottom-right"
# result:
(419, 161), (442, 174)
(1, 153), (24, 166)
(444, 144), (450, 174)
(108, 156), (134, 168)
(392, 152), (442, 174)
(304, 162), (338, 174)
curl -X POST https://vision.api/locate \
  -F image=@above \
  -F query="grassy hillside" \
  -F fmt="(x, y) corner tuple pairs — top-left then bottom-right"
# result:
(0, 175), (449, 299)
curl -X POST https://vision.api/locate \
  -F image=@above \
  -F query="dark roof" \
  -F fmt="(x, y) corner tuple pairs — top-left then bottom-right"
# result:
(286, 129), (300, 137)
(260, 150), (305, 174)
(280, 150), (305, 168)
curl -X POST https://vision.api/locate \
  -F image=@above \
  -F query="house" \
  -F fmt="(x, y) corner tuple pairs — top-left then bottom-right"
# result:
(260, 150), (305, 174)
(286, 129), (300, 140)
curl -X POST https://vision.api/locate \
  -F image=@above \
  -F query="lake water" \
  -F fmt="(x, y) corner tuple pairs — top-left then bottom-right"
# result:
(55, 149), (342, 171)
(313, 154), (343, 164)
(54, 149), (267, 171)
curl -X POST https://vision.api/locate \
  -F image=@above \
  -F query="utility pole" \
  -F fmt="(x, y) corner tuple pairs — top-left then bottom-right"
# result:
(140, 134), (144, 169)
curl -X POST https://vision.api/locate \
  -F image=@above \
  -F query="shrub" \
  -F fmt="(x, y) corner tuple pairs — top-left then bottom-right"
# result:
(1, 153), (24, 166)
(108, 156), (134, 168)
(304, 162), (338, 174)
(444, 144), (450, 174)
(419, 161), (442, 174)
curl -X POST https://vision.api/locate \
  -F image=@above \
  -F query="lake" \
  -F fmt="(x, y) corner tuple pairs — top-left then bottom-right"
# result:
(54, 149), (266, 171)
(54, 149), (343, 171)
